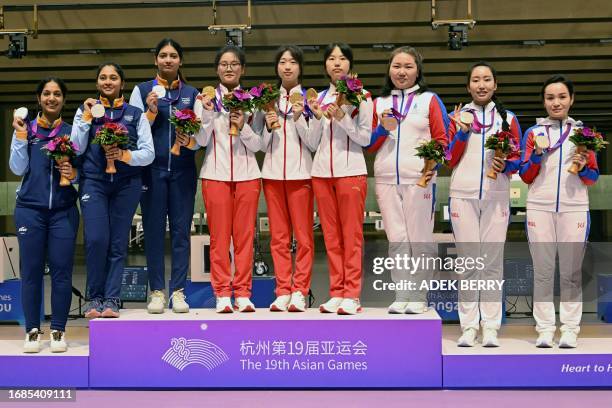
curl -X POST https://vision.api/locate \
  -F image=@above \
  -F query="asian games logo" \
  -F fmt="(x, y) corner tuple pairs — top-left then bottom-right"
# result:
(162, 337), (229, 371)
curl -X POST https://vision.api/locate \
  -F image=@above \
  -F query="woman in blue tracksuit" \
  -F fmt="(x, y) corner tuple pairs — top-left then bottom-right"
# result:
(72, 62), (154, 319)
(129, 38), (200, 314)
(10, 77), (79, 353)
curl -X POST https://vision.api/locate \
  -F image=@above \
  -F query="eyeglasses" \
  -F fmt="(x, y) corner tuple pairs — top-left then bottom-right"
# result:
(218, 62), (242, 70)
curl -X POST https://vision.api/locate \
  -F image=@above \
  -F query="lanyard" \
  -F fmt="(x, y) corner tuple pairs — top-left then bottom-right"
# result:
(93, 100), (127, 124)
(468, 108), (495, 133)
(153, 78), (182, 105)
(391, 92), (416, 122)
(544, 123), (572, 152)
(29, 118), (63, 140)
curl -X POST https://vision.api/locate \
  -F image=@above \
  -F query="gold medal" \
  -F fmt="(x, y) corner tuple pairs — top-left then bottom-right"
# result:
(201, 86), (216, 99)
(306, 88), (318, 101)
(289, 93), (303, 105)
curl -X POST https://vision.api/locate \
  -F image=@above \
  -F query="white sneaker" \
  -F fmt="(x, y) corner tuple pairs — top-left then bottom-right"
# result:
(405, 302), (428, 314)
(215, 297), (233, 313)
(50, 330), (67, 353)
(288, 291), (307, 312)
(457, 328), (477, 347)
(171, 289), (189, 313)
(269, 295), (291, 312)
(337, 298), (362, 315)
(234, 297), (256, 313)
(147, 290), (166, 314)
(559, 330), (578, 349)
(481, 328), (500, 347)
(23, 328), (41, 353)
(319, 297), (343, 313)
(536, 332), (555, 348)
(388, 301), (409, 314)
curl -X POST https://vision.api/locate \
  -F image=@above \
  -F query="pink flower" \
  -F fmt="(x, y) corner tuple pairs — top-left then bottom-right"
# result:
(174, 109), (196, 121)
(346, 77), (363, 93)
(581, 127), (594, 138)
(249, 85), (263, 98)
(233, 89), (252, 102)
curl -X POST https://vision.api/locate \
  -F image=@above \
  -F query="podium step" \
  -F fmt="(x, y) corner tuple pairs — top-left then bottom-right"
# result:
(89, 308), (442, 388)
(442, 335), (612, 388)
(0, 340), (89, 388)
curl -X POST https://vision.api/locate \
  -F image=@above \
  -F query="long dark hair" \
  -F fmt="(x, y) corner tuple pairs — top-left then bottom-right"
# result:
(323, 42), (353, 79)
(381, 46), (428, 97)
(155, 38), (187, 83)
(274, 45), (304, 88)
(540, 74), (574, 100)
(35, 77), (67, 118)
(467, 61), (509, 131)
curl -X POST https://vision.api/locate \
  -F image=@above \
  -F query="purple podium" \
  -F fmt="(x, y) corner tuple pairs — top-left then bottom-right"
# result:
(0, 340), (89, 388)
(89, 309), (442, 388)
(443, 336), (612, 388)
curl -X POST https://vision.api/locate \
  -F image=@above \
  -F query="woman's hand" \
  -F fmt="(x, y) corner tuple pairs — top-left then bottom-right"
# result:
(448, 104), (470, 133)
(57, 161), (75, 180)
(230, 110), (245, 131)
(12, 113), (27, 132)
(265, 111), (279, 131)
(326, 103), (345, 121)
(175, 130), (191, 146)
(292, 100), (304, 121)
(145, 91), (159, 114)
(572, 152), (588, 172)
(105, 146), (123, 160)
(492, 156), (506, 173)
(307, 98), (323, 120)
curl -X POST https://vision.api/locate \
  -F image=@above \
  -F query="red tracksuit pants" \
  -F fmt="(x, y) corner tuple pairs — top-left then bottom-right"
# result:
(312, 176), (367, 299)
(263, 179), (314, 297)
(202, 178), (261, 298)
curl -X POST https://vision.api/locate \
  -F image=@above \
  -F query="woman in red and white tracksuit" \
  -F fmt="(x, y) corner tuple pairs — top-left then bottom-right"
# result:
(305, 43), (373, 315)
(262, 45), (315, 313)
(520, 75), (597, 349)
(367, 46), (448, 315)
(194, 45), (263, 313)
(447, 61), (522, 347)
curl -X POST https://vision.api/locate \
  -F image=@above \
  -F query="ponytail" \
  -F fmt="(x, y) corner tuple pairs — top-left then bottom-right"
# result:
(491, 94), (510, 131)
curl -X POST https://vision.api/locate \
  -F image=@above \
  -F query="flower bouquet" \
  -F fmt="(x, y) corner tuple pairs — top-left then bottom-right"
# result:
(325, 74), (364, 119)
(414, 139), (449, 188)
(169, 108), (200, 156)
(484, 130), (518, 180)
(567, 127), (607, 174)
(41, 135), (79, 186)
(92, 122), (129, 174)
(222, 89), (253, 136)
(250, 83), (281, 129)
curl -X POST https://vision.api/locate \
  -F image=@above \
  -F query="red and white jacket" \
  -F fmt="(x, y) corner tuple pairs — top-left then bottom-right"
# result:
(447, 101), (522, 201)
(261, 85), (314, 180)
(194, 84), (263, 182)
(367, 85), (449, 185)
(305, 83), (373, 178)
(520, 117), (598, 212)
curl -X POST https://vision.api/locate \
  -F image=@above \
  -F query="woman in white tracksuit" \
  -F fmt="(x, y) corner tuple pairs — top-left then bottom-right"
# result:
(194, 45), (264, 314)
(447, 61), (522, 347)
(520, 75), (597, 349)
(262, 45), (315, 313)
(305, 43), (373, 315)
(367, 46), (448, 314)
